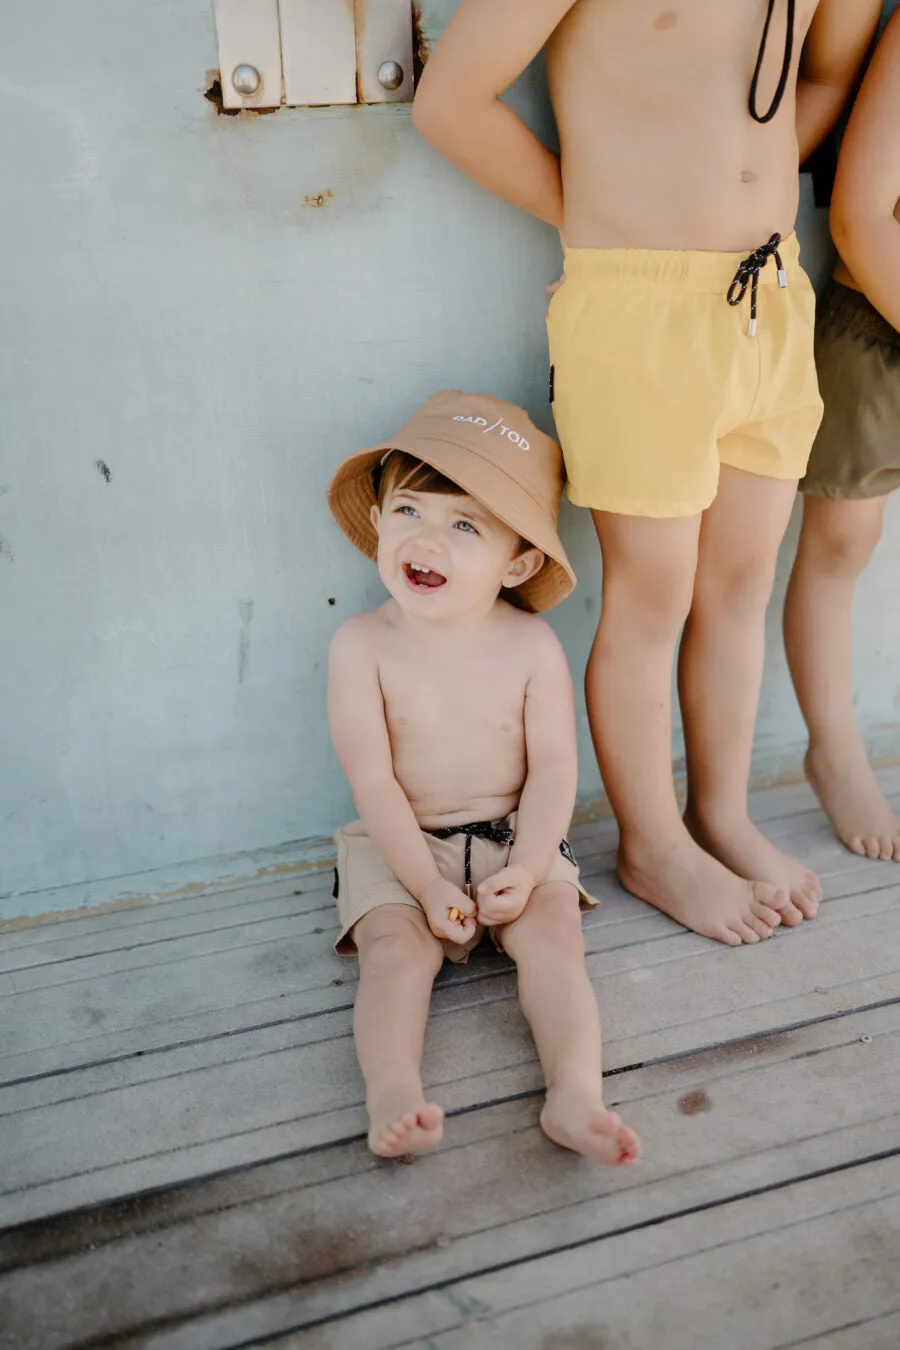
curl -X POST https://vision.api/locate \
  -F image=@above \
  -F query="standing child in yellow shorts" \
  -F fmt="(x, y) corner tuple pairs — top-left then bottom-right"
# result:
(414, 0), (880, 943)
(784, 9), (900, 861)
(327, 391), (640, 1165)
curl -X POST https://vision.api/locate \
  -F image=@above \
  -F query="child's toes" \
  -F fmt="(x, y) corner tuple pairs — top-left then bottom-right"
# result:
(747, 913), (775, 940)
(751, 900), (782, 929)
(616, 1124), (641, 1163)
(418, 1104), (444, 1132)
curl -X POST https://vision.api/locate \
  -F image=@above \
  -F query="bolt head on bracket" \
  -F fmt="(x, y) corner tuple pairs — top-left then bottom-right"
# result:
(232, 63), (262, 96)
(377, 60), (404, 91)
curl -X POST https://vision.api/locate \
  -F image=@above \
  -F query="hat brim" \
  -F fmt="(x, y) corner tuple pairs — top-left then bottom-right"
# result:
(327, 433), (576, 612)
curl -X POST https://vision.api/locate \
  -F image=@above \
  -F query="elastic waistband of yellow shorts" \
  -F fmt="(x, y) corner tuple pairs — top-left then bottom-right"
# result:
(563, 231), (801, 293)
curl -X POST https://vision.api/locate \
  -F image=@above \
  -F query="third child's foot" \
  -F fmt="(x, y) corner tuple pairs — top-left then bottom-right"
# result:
(367, 1087), (444, 1159)
(541, 1085), (640, 1165)
(685, 808), (819, 921)
(806, 744), (900, 862)
(619, 829), (793, 945)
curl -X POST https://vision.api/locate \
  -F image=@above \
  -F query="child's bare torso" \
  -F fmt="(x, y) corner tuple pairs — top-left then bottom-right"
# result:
(548, 0), (819, 252)
(363, 601), (543, 828)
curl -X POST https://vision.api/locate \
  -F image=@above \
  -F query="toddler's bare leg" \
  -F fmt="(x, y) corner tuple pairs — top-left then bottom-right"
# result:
(501, 883), (639, 1164)
(680, 465), (819, 917)
(784, 493), (899, 859)
(353, 905), (446, 1157)
(588, 509), (790, 945)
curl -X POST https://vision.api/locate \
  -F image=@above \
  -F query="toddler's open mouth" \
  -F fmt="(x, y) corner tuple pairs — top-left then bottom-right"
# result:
(403, 562), (447, 591)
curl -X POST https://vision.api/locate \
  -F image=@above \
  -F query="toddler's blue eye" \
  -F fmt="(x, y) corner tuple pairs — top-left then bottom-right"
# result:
(395, 504), (417, 517)
(455, 520), (478, 534)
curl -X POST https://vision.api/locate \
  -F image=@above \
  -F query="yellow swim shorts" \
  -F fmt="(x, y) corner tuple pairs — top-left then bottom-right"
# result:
(547, 233), (824, 517)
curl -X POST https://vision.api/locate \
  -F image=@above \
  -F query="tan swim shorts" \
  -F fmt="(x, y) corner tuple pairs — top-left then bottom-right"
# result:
(332, 813), (596, 964)
(547, 232), (824, 516)
(801, 282), (900, 501)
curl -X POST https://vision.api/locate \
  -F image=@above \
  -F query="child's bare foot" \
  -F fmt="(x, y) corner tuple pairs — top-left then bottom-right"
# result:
(619, 828), (795, 945)
(685, 807), (820, 921)
(541, 1084), (640, 1165)
(367, 1086), (444, 1158)
(806, 744), (900, 862)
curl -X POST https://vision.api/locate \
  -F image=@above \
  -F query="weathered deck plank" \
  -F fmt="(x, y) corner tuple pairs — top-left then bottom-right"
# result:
(2, 1005), (898, 1348)
(1, 775), (899, 1347)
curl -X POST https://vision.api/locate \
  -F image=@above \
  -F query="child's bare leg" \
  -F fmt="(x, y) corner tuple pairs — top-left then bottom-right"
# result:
(588, 510), (790, 946)
(679, 466), (819, 918)
(353, 905), (446, 1157)
(784, 493), (899, 860)
(501, 883), (639, 1165)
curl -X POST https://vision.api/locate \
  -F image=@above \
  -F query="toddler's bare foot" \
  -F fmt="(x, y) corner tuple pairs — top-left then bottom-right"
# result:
(619, 828), (793, 945)
(367, 1086), (444, 1159)
(685, 807), (819, 921)
(541, 1084), (640, 1165)
(806, 744), (900, 862)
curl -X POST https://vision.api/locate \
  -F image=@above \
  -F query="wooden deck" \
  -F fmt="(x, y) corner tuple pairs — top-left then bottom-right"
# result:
(2, 771), (900, 1350)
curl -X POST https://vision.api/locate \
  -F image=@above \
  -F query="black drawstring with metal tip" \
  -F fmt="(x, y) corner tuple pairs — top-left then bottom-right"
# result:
(727, 233), (787, 337)
(749, 0), (795, 124)
(426, 820), (514, 894)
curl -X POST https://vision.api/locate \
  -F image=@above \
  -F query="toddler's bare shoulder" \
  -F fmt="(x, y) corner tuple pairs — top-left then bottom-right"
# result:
(502, 605), (569, 667)
(328, 607), (391, 667)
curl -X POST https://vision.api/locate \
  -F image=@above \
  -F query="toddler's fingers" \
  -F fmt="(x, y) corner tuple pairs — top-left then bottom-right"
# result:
(477, 871), (507, 898)
(447, 916), (476, 942)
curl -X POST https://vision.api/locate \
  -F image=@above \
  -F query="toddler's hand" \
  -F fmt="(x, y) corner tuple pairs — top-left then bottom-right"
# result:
(418, 877), (477, 944)
(476, 864), (535, 926)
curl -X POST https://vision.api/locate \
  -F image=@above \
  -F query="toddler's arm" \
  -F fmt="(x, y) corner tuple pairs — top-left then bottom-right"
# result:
(830, 12), (900, 332)
(412, 0), (577, 228)
(476, 625), (578, 925)
(328, 621), (476, 943)
(796, 0), (881, 163)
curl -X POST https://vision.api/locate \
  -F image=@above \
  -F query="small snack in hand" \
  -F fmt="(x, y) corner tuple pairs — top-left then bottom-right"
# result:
(448, 907), (461, 922)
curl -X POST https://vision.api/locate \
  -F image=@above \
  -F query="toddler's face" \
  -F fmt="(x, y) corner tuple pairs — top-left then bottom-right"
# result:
(371, 487), (541, 620)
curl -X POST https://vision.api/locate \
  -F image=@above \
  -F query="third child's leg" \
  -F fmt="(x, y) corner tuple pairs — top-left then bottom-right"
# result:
(784, 493), (899, 860)
(680, 465), (818, 917)
(588, 510), (789, 945)
(353, 905), (446, 1157)
(501, 883), (639, 1165)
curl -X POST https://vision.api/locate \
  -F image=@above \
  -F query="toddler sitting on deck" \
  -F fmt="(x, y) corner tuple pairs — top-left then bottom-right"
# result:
(326, 391), (640, 1165)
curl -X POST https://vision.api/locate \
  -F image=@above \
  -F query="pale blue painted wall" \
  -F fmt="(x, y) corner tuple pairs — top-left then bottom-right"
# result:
(1, 1), (898, 917)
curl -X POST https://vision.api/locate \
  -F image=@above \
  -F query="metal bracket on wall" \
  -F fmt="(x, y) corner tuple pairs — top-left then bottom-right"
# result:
(212, 0), (414, 109)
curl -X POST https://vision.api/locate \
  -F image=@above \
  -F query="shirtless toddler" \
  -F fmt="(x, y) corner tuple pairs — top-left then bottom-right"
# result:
(785, 9), (900, 860)
(326, 391), (640, 1163)
(414, 0), (880, 944)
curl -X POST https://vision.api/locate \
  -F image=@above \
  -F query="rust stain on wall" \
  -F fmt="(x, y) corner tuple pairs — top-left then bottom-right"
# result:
(204, 72), (280, 118)
(304, 190), (334, 208)
(412, 3), (432, 85)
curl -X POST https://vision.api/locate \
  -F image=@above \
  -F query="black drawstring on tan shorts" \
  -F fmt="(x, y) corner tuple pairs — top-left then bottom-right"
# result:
(426, 821), (579, 897)
(426, 820), (514, 895)
(749, 0), (795, 123)
(727, 233), (787, 337)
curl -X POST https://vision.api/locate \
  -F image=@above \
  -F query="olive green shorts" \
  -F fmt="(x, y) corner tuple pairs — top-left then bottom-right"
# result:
(801, 282), (900, 501)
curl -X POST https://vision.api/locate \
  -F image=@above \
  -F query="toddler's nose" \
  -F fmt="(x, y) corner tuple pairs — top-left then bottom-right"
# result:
(414, 524), (443, 554)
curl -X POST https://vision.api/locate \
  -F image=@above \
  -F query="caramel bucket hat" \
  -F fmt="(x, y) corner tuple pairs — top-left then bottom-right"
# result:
(327, 391), (575, 612)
